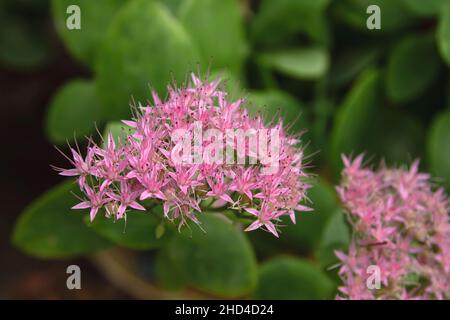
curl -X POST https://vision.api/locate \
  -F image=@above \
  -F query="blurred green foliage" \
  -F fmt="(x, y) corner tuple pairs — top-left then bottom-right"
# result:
(161, 214), (258, 297)
(386, 34), (440, 102)
(12, 181), (111, 258)
(9, 0), (450, 299)
(52, 0), (124, 68)
(254, 256), (334, 299)
(85, 206), (173, 250)
(46, 80), (104, 143)
(0, 0), (50, 69)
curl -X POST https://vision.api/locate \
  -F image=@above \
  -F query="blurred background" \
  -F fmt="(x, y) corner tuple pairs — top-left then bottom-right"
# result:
(1, 0), (449, 299)
(0, 0), (130, 298)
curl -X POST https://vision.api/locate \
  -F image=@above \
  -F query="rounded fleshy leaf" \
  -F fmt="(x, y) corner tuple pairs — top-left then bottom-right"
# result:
(246, 90), (309, 135)
(165, 214), (257, 297)
(258, 47), (329, 80)
(329, 45), (381, 88)
(251, 0), (330, 47)
(86, 207), (171, 250)
(370, 112), (425, 165)
(178, 0), (248, 75)
(437, 2), (450, 67)
(102, 121), (130, 147)
(46, 80), (104, 144)
(402, 0), (446, 16)
(428, 110), (450, 191)
(95, 0), (201, 119)
(209, 69), (243, 100)
(331, 69), (381, 176)
(334, 0), (415, 33)
(254, 256), (334, 299)
(317, 210), (350, 268)
(51, 0), (124, 67)
(155, 249), (187, 291)
(281, 179), (339, 252)
(12, 181), (111, 258)
(331, 69), (425, 178)
(386, 35), (440, 103)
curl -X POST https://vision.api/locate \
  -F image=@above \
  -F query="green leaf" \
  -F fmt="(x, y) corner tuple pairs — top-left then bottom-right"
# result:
(254, 256), (334, 299)
(258, 47), (329, 80)
(161, 0), (184, 14)
(209, 69), (244, 100)
(246, 230), (284, 260)
(386, 35), (440, 103)
(370, 111), (425, 165)
(102, 121), (131, 147)
(437, 2), (450, 67)
(281, 179), (339, 252)
(310, 96), (334, 163)
(246, 90), (309, 135)
(165, 214), (257, 297)
(155, 248), (187, 291)
(334, 0), (415, 33)
(86, 207), (171, 250)
(447, 78), (450, 109)
(428, 110), (450, 191)
(331, 69), (425, 178)
(317, 209), (350, 268)
(330, 69), (381, 177)
(178, 0), (248, 75)
(329, 45), (381, 87)
(46, 80), (104, 144)
(95, 0), (202, 120)
(251, 0), (330, 47)
(402, 0), (446, 16)
(12, 180), (111, 258)
(51, 0), (125, 67)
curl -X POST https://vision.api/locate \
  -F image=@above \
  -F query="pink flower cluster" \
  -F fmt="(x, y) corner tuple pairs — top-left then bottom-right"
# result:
(56, 74), (311, 237)
(335, 155), (450, 300)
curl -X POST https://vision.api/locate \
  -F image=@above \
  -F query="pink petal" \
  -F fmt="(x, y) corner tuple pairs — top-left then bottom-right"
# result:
(59, 169), (79, 176)
(265, 222), (279, 238)
(90, 207), (99, 222)
(126, 171), (138, 179)
(180, 185), (188, 194)
(163, 202), (170, 217)
(155, 191), (166, 200)
(107, 132), (116, 149)
(71, 148), (83, 163)
(117, 204), (126, 218)
(289, 210), (296, 224)
(140, 190), (151, 200)
(220, 194), (234, 203)
(341, 154), (351, 168)
(130, 201), (145, 211)
(245, 220), (262, 232)
(353, 154), (364, 168)
(99, 180), (110, 192)
(122, 120), (137, 128)
(72, 201), (91, 210)
(334, 250), (347, 262)
(244, 190), (253, 200)
(244, 208), (259, 216)
(296, 204), (312, 212)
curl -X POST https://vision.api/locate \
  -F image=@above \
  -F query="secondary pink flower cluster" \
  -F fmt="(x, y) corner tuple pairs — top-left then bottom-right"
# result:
(335, 155), (450, 300)
(57, 74), (311, 237)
